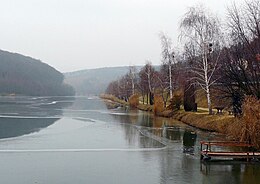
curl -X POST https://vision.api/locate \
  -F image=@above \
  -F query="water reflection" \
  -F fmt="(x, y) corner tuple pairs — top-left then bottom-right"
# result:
(163, 126), (181, 141)
(0, 97), (258, 184)
(139, 112), (153, 127)
(183, 130), (197, 154)
(107, 106), (199, 149)
(201, 162), (260, 183)
(0, 117), (59, 139)
(106, 104), (260, 184)
(0, 96), (74, 139)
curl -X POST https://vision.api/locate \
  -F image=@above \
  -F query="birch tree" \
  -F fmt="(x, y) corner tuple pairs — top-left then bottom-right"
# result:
(128, 65), (137, 95)
(139, 61), (156, 104)
(180, 5), (223, 114)
(160, 33), (175, 99)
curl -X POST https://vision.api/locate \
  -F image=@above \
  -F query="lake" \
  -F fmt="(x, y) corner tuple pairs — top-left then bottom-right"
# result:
(0, 96), (259, 184)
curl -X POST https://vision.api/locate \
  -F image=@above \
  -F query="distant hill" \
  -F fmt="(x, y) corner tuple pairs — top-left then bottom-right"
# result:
(64, 66), (139, 95)
(0, 50), (75, 96)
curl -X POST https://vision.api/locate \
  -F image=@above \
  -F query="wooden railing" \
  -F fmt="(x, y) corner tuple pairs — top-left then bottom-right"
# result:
(200, 141), (259, 162)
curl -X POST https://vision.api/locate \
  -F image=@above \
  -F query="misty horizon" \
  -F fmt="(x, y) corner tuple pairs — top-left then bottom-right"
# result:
(0, 0), (244, 73)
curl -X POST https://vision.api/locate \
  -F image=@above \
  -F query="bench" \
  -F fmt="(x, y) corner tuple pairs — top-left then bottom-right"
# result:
(214, 106), (224, 114)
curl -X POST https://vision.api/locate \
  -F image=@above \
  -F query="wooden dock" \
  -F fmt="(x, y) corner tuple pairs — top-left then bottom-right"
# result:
(200, 141), (260, 162)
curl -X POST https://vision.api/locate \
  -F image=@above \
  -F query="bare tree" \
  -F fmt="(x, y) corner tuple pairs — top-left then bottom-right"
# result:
(180, 5), (223, 114)
(106, 80), (119, 97)
(128, 65), (137, 95)
(139, 61), (156, 104)
(156, 68), (170, 108)
(227, 0), (260, 48)
(218, 0), (260, 115)
(160, 32), (175, 99)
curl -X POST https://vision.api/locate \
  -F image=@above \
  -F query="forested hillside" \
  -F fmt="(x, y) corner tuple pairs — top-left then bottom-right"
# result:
(0, 50), (75, 96)
(64, 67), (134, 95)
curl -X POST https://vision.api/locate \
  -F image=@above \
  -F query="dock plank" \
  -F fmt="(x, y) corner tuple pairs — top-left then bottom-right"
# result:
(200, 141), (260, 161)
(201, 151), (260, 157)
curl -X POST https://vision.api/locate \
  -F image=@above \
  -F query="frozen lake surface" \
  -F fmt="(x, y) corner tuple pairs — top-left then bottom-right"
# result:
(0, 96), (259, 184)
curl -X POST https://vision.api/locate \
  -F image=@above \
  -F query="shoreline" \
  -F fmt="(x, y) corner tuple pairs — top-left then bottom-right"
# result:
(100, 94), (237, 138)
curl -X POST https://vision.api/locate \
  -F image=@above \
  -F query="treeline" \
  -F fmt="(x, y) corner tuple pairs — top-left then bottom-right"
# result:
(106, 0), (260, 116)
(0, 50), (75, 96)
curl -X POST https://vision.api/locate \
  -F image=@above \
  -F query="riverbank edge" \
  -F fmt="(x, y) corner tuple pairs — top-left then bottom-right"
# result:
(100, 94), (237, 138)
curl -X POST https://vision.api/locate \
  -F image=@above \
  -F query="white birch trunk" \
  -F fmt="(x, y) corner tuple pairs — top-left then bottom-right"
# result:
(206, 83), (213, 114)
(203, 48), (213, 115)
(131, 79), (135, 95)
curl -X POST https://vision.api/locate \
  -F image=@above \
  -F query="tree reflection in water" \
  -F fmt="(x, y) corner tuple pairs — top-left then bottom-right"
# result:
(183, 130), (197, 154)
(0, 117), (59, 139)
(201, 162), (260, 184)
(162, 126), (181, 141)
(0, 96), (74, 139)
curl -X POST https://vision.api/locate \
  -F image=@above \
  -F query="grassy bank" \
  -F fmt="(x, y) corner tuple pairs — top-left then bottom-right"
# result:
(100, 94), (235, 133)
(136, 103), (153, 111)
(100, 94), (128, 108)
(172, 110), (235, 133)
(101, 94), (260, 149)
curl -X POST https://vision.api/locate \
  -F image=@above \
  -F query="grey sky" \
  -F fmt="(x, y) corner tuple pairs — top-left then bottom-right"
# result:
(0, 0), (243, 72)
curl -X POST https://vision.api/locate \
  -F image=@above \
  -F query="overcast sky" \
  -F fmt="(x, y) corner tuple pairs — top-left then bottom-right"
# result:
(0, 0), (244, 72)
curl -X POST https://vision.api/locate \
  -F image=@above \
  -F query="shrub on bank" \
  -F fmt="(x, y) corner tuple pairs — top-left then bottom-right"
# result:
(167, 94), (182, 111)
(153, 95), (165, 115)
(129, 94), (139, 108)
(184, 84), (197, 111)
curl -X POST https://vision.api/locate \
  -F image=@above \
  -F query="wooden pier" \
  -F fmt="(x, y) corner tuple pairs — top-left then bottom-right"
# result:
(200, 141), (260, 162)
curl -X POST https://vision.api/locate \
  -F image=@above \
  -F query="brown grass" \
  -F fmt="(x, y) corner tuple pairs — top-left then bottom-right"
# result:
(100, 94), (128, 106)
(239, 96), (260, 148)
(137, 103), (153, 111)
(196, 88), (231, 109)
(172, 111), (235, 133)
